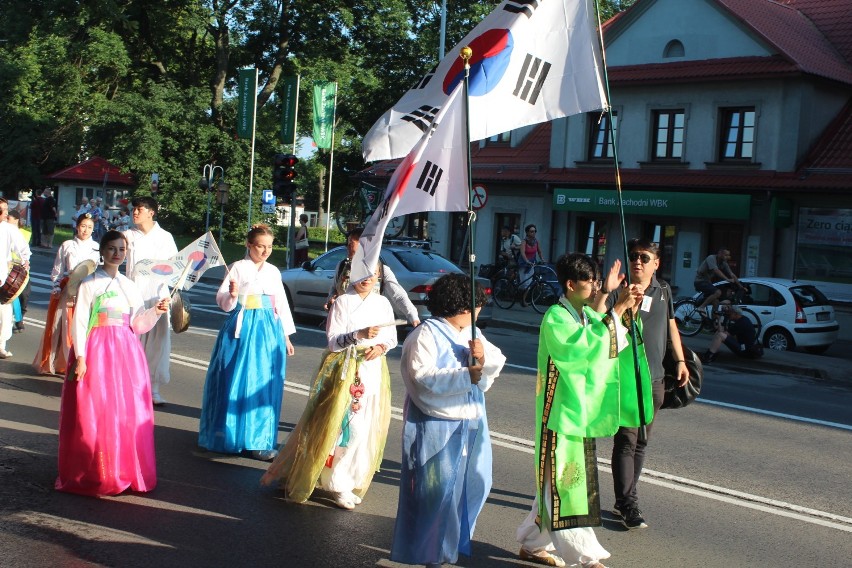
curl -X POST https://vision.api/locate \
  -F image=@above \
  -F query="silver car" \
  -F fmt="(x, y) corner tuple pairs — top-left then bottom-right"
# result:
(281, 245), (493, 326)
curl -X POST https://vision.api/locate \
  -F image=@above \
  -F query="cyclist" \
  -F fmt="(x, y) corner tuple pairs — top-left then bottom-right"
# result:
(518, 224), (544, 305)
(693, 248), (743, 314)
(498, 225), (521, 267)
(702, 305), (763, 364)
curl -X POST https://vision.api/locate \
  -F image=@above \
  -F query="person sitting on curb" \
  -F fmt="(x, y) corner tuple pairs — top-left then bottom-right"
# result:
(702, 305), (763, 364)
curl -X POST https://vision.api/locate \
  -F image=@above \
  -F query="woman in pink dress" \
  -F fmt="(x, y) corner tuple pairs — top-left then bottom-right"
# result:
(56, 230), (169, 496)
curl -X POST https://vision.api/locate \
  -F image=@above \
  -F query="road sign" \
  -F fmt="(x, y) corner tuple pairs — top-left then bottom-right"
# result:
(261, 204), (276, 214)
(471, 184), (488, 210)
(262, 189), (275, 205)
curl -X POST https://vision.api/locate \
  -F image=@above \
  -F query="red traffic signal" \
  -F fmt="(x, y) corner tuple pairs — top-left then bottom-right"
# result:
(273, 153), (299, 197)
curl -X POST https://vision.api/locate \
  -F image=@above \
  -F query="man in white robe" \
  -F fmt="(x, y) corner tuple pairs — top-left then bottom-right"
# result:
(123, 196), (178, 405)
(0, 198), (31, 358)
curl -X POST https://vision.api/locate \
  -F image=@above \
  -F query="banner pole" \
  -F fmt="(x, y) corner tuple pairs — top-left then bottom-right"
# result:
(460, 47), (478, 347)
(247, 68), (259, 231)
(287, 75), (302, 268)
(323, 83), (339, 252)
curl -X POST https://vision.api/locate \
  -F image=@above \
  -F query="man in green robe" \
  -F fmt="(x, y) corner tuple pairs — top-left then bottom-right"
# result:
(517, 253), (653, 568)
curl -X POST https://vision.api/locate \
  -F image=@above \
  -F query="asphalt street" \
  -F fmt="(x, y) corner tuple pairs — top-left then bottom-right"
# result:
(1, 253), (850, 568)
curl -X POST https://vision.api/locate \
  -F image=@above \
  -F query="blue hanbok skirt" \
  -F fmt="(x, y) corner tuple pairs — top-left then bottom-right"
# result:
(198, 296), (288, 453)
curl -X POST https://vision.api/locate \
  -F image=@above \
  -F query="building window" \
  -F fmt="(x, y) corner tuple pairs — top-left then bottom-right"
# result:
(652, 110), (685, 161)
(663, 40), (685, 58)
(719, 107), (756, 161)
(588, 111), (618, 160)
(488, 131), (510, 144)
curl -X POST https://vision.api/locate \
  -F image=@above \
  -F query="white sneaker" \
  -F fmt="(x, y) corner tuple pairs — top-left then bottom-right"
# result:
(331, 492), (355, 510)
(0, 349), (13, 359)
(152, 392), (166, 406)
(344, 491), (362, 505)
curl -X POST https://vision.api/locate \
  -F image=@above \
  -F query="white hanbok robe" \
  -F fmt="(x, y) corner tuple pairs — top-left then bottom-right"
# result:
(123, 223), (178, 387)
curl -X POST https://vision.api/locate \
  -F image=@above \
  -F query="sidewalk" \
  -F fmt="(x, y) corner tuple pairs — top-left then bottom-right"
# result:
(488, 303), (849, 382)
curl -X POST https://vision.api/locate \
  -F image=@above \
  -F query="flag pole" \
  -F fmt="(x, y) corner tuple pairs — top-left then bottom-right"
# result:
(460, 46), (478, 346)
(246, 68), (259, 232)
(323, 83), (339, 252)
(594, 0), (648, 440)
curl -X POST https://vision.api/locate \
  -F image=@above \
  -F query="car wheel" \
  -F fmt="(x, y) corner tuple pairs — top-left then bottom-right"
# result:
(764, 327), (794, 351)
(804, 345), (830, 355)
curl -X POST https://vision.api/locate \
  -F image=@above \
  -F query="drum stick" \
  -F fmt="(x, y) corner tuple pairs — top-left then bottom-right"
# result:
(377, 319), (409, 328)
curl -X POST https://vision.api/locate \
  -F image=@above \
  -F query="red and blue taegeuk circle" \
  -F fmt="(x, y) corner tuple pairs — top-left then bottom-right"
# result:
(151, 264), (174, 276)
(443, 29), (513, 96)
(188, 251), (207, 271)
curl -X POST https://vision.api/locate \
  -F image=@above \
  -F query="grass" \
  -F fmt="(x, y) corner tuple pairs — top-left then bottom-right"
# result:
(53, 225), (346, 268)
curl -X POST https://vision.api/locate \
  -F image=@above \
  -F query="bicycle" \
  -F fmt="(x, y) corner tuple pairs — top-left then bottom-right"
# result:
(492, 262), (561, 314)
(334, 182), (407, 237)
(674, 286), (762, 338)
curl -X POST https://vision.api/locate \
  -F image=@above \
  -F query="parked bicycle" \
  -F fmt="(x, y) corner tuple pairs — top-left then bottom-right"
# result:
(491, 262), (561, 314)
(674, 286), (762, 338)
(334, 182), (407, 237)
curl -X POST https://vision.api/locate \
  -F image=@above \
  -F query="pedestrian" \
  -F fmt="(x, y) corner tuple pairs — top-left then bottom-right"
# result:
(262, 263), (397, 510)
(29, 189), (44, 247)
(694, 248), (743, 313)
(123, 196), (178, 406)
(515, 253), (648, 568)
(498, 225), (522, 267)
(391, 273), (506, 567)
(111, 207), (131, 231)
(518, 224), (544, 299)
(33, 213), (100, 375)
(0, 198), (32, 359)
(40, 188), (58, 248)
(55, 230), (170, 496)
(702, 304), (763, 364)
(198, 224), (296, 461)
(89, 197), (106, 241)
(597, 239), (689, 530)
(73, 196), (91, 223)
(293, 213), (310, 265)
(325, 227), (420, 326)
(6, 210), (32, 334)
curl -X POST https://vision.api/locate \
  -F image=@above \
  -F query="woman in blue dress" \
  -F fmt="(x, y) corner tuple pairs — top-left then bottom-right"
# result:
(198, 224), (296, 461)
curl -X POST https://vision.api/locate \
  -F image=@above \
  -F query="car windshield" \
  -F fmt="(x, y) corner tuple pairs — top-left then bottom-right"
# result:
(790, 285), (829, 307)
(390, 249), (460, 274)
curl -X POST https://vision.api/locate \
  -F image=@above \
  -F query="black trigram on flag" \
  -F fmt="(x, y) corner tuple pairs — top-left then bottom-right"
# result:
(199, 239), (210, 249)
(503, 0), (540, 18)
(401, 105), (441, 133)
(186, 273), (198, 283)
(377, 191), (392, 220)
(209, 255), (220, 264)
(412, 66), (436, 90)
(416, 161), (443, 197)
(513, 54), (551, 105)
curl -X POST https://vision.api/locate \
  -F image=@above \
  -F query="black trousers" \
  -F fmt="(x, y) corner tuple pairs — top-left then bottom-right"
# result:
(611, 377), (666, 508)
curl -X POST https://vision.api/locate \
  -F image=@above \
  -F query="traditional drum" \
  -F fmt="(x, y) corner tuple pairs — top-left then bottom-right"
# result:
(65, 260), (98, 298)
(170, 289), (191, 333)
(0, 263), (29, 305)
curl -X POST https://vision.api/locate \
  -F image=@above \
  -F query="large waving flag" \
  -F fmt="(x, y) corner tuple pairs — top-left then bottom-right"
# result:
(132, 231), (224, 291)
(362, 0), (607, 161)
(351, 84), (469, 284)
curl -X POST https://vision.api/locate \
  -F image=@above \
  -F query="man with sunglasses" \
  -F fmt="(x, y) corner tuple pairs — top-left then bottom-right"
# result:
(597, 239), (689, 530)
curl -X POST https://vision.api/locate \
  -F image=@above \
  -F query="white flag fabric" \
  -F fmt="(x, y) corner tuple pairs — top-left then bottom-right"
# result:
(351, 84), (469, 284)
(132, 231), (225, 291)
(362, 0), (607, 162)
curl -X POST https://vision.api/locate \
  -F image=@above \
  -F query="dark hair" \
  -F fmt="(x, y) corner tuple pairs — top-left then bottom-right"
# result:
(555, 253), (599, 295)
(100, 230), (127, 251)
(247, 223), (275, 243)
(75, 212), (95, 226)
(627, 238), (659, 257)
(525, 224), (537, 233)
(299, 213), (309, 222)
(502, 225), (511, 231)
(7, 209), (20, 220)
(348, 227), (364, 240)
(132, 196), (158, 215)
(426, 273), (488, 318)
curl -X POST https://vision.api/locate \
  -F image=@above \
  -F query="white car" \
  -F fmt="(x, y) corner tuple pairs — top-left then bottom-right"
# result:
(693, 277), (839, 352)
(281, 245), (493, 326)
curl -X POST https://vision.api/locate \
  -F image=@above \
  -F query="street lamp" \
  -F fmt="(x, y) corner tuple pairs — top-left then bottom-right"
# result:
(215, 179), (230, 244)
(199, 164), (224, 235)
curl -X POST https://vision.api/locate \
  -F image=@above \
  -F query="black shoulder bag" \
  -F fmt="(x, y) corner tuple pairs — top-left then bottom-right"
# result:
(659, 280), (704, 409)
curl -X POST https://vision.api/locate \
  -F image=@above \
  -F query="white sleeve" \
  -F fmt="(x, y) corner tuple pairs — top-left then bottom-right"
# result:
(216, 262), (239, 312)
(50, 245), (65, 288)
(71, 280), (94, 356)
(381, 265), (419, 324)
(326, 298), (358, 352)
(476, 331), (506, 393)
(273, 274), (297, 336)
(402, 325), (476, 398)
(126, 278), (162, 335)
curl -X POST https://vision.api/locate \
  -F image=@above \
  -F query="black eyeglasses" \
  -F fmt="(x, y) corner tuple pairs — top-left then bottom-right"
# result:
(628, 252), (654, 264)
(527, 229), (537, 233)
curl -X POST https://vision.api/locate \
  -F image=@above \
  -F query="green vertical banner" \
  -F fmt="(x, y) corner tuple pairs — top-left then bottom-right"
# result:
(237, 68), (257, 139)
(312, 81), (337, 149)
(280, 75), (299, 144)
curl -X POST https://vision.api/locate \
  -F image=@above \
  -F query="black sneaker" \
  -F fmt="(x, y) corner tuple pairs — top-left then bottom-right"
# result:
(613, 503), (648, 529)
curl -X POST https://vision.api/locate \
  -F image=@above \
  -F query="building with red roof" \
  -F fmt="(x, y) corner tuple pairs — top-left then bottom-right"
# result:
(365, 0), (852, 300)
(44, 156), (135, 225)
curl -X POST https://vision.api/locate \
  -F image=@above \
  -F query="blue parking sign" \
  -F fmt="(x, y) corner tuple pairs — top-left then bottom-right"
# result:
(262, 189), (275, 205)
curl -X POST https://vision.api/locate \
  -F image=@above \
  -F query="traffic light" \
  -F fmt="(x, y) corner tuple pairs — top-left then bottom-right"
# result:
(273, 153), (298, 199)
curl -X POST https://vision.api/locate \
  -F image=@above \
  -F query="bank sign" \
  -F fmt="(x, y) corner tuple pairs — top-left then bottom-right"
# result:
(553, 189), (750, 220)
